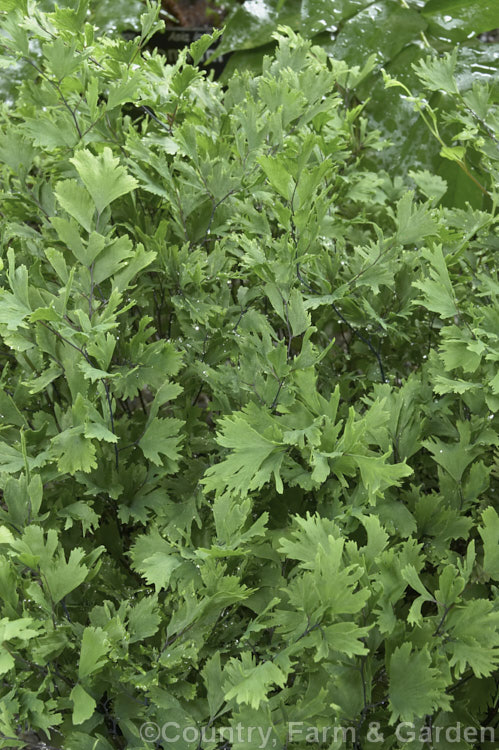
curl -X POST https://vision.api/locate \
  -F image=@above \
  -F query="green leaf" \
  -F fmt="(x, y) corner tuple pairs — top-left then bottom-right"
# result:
(91, 0), (145, 33)
(412, 49), (459, 94)
(130, 529), (183, 591)
(78, 626), (110, 680)
(0, 442), (46, 474)
(51, 216), (86, 262)
(277, 513), (342, 570)
(78, 360), (115, 383)
(54, 179), (95, 233)
(92, 235), (135, 283)
(422, 0), (499, 42)
(42, 38), (81, 81)
(138, 417), (183, 469)
(359, 514), (390, 565)
(59, 501), (99, 536)
(287, 288), (311, 337)
(354, 453), (413, 503)
(189, 29), (223, 66)
(389, 643), (451, 722)
(202, 652), (225, 718)
(107, 76), (140, 110)
(214, 0), (290, 56)
(422, 422), (479, 483)
(23, 113), (79, 149)
(409, 169), (447, 203)
(0, 649), (14, 675)
(258, 155), (295, 201)
(51, 427), (97, 475)
(435, 565), (465, 608)
(202, 406), (286, 497)
(3, 474), (43, 527)
(0, 617), (40, 643)
(395, 191), (438, 245)
(479, 508), (499, 581)
(29, 307), (60, 324)
(70, 147), (138, 214)
(71, 684), (96, 725)
(440, 145), (466, 162)
(0, 130), (34, 172)
(223, 652), (286, 710)
(327, 2), (427, 68)
(84, 422), (117, 443)
(43, 547), (88, 604)
(439, 334), (482, 373)
(413, 245), (458, 318)
(322, 622), (371, 657)
(134, 550), (182, 592)
(445, 599), (499, 677)
(0, 252), (31, 330)
(127, 595), (161, 643)
(401, 564), (433, 601)
(147, 381), (183, 422)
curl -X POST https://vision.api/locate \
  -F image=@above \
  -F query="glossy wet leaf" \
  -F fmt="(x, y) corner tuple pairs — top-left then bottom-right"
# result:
(422, 0), (499, 43)
(217, 0), (301, 56)
(325, 1), (427, 66)
(299, 0), (372, 36)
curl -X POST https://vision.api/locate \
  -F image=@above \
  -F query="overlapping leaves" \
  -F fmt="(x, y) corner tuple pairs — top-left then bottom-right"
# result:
(0, 3), (497, 749)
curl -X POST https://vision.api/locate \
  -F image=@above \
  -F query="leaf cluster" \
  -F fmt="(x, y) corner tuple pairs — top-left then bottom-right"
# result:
(0, 3), (498, 749)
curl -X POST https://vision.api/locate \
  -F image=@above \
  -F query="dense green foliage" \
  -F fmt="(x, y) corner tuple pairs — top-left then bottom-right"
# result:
(217, 0), (499, 197)
(3, 0), (498, 192)
(0, 1), (499, 748)
(219, 0), (499, 64)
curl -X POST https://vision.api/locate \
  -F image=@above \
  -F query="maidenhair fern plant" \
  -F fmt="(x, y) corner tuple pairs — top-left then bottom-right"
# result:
(0, 2), (498, 748)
